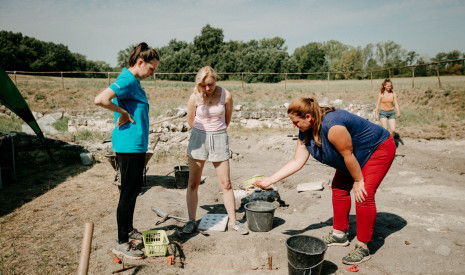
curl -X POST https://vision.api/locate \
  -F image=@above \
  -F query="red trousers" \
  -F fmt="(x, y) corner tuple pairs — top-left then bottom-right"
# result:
(331, 135), (396, 243)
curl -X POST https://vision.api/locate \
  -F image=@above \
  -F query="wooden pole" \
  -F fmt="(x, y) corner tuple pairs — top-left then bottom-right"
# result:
(77, 222), (94, 275)
(107, 72), (110, 86)
(370, 72), (373, 92)
(61, 72), (64, 92)
(388, 69), (391, 79)
(241, 73), (244, 92)
(412, 67), (415, 88)
(284, 73), (287, 93)
(153, 73), (156, 91)
(327, 72), (330, 93)
(436, 64), (442, 88)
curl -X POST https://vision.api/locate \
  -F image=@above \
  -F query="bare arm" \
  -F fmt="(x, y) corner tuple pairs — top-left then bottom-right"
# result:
(328, 125), (367, 202)
(375, 93), (382, 121)
(186, 93), (197, 128)
(224, 89), (233, 127)
(94, 88), (133, 127)
(393, 92), (400, 117)
(253, 139), (310, 188)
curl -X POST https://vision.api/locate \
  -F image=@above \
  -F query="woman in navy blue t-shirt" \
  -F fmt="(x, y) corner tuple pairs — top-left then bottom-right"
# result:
(253, 97), (396, 265)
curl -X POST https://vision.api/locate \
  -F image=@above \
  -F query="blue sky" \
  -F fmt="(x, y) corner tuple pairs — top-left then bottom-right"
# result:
(1, 0), (464, 67)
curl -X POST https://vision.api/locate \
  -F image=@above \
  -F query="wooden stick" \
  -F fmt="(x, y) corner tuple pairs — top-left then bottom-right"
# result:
(77, 222), (94, 275)
(149, 113), (185, 126)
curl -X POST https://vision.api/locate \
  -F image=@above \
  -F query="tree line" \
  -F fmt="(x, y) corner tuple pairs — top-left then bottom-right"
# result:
(0, 30), (112, 77)
(2, 25), (464, 83)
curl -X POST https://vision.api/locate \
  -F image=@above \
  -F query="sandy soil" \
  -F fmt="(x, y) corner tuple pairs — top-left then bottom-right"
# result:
(1, 131), (465, 274)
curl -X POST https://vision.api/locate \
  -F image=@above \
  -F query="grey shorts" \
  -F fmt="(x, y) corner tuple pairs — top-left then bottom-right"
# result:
(379, 110), (396, 119)
(187, 128), (230, 162)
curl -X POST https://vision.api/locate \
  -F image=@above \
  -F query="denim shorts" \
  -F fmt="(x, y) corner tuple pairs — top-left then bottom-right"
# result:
(187, 128), (230, 162)
(379, 110), (396, 119)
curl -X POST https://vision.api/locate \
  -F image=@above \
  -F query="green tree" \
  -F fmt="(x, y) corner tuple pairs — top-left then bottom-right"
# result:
(332, 47), (364, 79)
(193, 24), (224, 67)
(292, 42), (328, 79)
(375, 41), (407, 68)
(322, 40), (349, 71)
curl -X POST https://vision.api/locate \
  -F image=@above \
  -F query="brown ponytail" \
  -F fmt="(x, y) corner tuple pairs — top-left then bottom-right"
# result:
(287, 97), (335, 146)
(128, 42), (160, 67)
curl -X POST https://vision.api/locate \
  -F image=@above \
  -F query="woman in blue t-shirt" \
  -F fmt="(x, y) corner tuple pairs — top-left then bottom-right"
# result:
(253, 97), (396, 265)
(94, 42), (159, 259)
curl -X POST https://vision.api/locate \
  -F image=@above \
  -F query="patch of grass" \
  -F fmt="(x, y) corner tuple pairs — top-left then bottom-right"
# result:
(398, 107), (433, 126)
(72, 130), (105, 142)
(443, 90), (451, 97)
(0, 116), (22, 132)
(34, 93), (46, 101)
(53, 117), (70, 132)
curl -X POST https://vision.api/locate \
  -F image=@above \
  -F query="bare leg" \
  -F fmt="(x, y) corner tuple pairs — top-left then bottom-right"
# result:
(379, 117), (389, 131)
(388, 118), (396, 135)
(213, 160), (237, 223)
(186, 158), (205, 221)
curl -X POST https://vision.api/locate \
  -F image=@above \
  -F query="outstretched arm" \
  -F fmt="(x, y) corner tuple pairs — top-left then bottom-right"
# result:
(253, 139), (310, 189)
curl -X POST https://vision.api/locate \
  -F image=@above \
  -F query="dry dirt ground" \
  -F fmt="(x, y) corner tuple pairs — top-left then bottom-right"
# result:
(1, 130), (465, 274)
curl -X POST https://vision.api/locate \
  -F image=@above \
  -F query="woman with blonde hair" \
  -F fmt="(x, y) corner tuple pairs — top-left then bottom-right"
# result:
(253, 97), (395, 265)
(375, 78), (401, 135)
(182, 66), (248, 235)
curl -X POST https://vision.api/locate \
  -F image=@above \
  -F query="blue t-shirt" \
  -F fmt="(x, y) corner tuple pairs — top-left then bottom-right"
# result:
(299, 109), (390, 175)
(109, 68), (149, 153)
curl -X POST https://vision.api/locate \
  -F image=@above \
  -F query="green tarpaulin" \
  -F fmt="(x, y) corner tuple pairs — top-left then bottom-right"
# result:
(0, 67), (53, 161)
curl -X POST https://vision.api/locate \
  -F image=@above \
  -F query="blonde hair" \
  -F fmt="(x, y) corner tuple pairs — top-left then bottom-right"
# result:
(380, 78), (393, 94)
(288, 97), (335, 147)
(193, 66), (218, 103)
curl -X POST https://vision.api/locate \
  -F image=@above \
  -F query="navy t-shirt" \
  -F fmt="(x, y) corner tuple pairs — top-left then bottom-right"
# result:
(299, 109), (390, 175)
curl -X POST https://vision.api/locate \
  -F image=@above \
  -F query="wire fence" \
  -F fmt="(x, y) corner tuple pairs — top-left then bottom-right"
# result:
(6, 58), (465, 93)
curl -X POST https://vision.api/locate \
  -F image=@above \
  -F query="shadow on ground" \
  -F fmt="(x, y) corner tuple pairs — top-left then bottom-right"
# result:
(282, 212), (407, 253)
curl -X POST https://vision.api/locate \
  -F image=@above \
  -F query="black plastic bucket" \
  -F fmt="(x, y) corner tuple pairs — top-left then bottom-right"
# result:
(244, 201), (277, 232)
(174, 165), (189, 189)
(286, 235), (327, 275)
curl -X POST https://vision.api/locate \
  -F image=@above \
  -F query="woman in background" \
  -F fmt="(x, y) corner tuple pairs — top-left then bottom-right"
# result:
(183, 66), (248, 235)
(375, 78), (401, 135)
(94, 42), (159, 259)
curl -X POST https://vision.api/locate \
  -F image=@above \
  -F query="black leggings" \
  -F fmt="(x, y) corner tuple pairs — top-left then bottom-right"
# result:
(116, 153), (145, 243)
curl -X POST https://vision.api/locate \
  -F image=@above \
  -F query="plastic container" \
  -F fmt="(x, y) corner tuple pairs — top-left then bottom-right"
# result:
(174, 165), (189, 189)
(286, 235), (327, 275)
(244, 201), (277, 232)
(80, 152), (93, 165)
(142, 230), (169, 257)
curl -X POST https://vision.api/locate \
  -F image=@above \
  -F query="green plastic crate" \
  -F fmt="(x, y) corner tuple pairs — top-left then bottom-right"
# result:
(142, 230), (169, 257)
